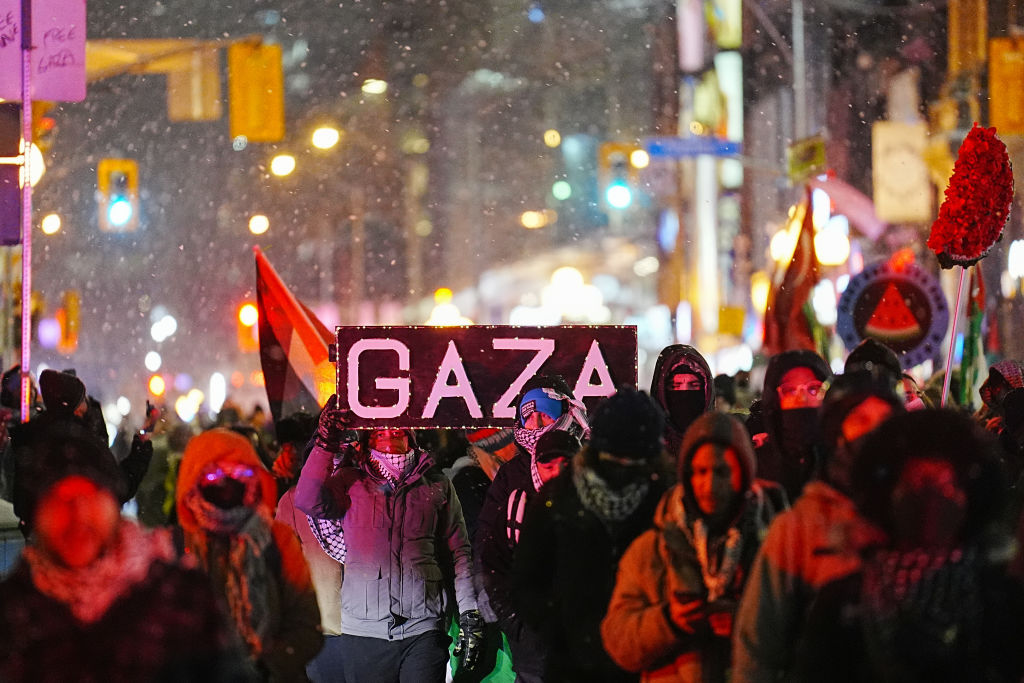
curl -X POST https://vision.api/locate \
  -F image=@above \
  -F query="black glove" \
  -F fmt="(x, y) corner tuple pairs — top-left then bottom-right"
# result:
(314, 395), (356, 452)
(453, 609), (486, 673)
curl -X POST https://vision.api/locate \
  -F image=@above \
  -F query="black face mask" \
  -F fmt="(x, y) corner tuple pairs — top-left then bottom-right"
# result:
(200, 478), (248, 509)
(778, 407), (819, 497)
(665, 390), (706, 433)
(584, 448), (649, 490)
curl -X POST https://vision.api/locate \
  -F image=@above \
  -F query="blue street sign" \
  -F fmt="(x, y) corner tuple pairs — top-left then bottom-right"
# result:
(643, 136), (742, 159)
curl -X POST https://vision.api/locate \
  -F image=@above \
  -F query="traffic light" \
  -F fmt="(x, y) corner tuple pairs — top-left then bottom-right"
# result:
(56, 290), (80, 354)
(237, 302), (259, 352)
(598, 142), (641, 210)
(97, 158), (140, 232)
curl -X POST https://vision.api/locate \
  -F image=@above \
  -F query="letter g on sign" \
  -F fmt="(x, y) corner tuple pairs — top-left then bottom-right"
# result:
(347, 339), (411, 419)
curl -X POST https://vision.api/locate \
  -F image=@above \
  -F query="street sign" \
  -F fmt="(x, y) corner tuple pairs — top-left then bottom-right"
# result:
(643, 136), (742, 159)
(0, 0), (87, 102)
(786, 134), (826, 183)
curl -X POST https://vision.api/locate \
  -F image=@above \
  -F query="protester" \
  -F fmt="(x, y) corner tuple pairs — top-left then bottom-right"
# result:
(271, 411), (346, 683)
(751, 349), (832, 500)
(0, 421), (247, 682)
(6, 372), (159, 538)
(295, 401), (483, 683)
(793, 409), (1024, 683)
(602, 412), (786, 682)
(177, 428), (323, 682)
(474, 374), (589, 682)
(650, 344), (715, 463)
(512, 386), (666, 682)
(979, 359), (1024, 433)
(713, 374), (738, 414)
(732, 369), (903, 682)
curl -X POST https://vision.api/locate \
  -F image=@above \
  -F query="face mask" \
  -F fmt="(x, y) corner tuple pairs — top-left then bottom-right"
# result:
(777, 407), (819, 496)
(665, 390), (706, 433)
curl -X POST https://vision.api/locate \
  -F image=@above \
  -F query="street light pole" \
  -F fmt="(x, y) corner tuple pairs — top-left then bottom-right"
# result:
(792, 0), (807, 139)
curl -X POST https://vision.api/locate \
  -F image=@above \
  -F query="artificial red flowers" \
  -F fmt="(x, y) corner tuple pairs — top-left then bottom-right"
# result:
(927, 123), (1014, 269)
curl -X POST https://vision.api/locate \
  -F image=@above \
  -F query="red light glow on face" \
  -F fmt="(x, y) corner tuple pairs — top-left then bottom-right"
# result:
(34, 476), (119, 569)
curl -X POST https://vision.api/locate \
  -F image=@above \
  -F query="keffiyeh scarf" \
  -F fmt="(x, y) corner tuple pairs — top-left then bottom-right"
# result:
(25, 521), (176, 623)
(572, 464), (649, 523)
(368, 448), (417, 485)
(514, 388), (590, 492)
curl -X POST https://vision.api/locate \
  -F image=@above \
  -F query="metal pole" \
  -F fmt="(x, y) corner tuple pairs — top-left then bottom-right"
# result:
(20, 0), (33, 422)
(792, 0), (807, 139)
(940, 266), (967, 407)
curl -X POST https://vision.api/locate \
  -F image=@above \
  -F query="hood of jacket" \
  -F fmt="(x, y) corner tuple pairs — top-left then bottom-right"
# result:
(175, 428), (278, 535)
(760, 349), (831, 446)
(651, 345), (715, 413)
(675, 412), (756, 522)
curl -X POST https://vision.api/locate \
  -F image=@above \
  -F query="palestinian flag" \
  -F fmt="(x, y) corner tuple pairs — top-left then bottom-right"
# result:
(762, 186), (821, 355)
(254, 246), (335, 425)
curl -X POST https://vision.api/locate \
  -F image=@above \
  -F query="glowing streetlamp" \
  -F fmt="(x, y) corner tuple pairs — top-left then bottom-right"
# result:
(270, 154), (296, 177)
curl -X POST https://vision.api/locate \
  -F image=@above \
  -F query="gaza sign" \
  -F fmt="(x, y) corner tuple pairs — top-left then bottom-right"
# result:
(332, 325), (638, 429)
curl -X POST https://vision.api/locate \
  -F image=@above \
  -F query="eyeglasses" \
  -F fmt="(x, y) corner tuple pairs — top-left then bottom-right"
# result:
(776, 381), (825, 400)
(203, 466), (255, 483)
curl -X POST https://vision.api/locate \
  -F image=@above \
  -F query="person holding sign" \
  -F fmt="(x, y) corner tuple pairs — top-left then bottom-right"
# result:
(295, 398), (484, 683)
(473, 374), (589, 682)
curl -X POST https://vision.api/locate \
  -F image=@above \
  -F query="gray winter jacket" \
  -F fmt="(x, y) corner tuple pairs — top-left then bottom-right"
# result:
(295, 445), (478, 640)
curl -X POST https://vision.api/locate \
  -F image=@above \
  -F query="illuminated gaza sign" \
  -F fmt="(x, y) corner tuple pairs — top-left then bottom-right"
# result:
(332, 325), (638, 429)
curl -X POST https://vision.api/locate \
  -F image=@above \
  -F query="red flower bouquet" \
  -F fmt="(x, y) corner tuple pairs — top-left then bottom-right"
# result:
(927, 123), (1014, 269)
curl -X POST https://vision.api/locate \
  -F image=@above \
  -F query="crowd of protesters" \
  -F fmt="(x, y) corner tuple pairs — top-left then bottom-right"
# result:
(2, 338), (1024, 682)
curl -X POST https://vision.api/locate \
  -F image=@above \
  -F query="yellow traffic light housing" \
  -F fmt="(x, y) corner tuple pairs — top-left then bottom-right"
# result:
(56, 289), (80, 354)
(97, 158), (140, 232)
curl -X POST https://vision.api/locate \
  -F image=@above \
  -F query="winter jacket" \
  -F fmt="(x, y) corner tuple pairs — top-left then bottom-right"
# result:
(295, 444), (478, 640)
(731, 481), (884, 683)
(650, 344), (715, 461)
(602, 412), (786, 683)
(473, 447), (533, 624)
(0, 544), (243, 682)
(513, 457), (665, 683)
(176, 429), (323, 682)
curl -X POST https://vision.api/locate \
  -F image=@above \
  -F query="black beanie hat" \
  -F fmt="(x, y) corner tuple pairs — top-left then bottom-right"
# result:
(588, 386), (665, 462)
(14, 419), (125, 526)
(844, 338), (902, 380)
(535, 429), (581, 464)
(39, 369), (87, 416)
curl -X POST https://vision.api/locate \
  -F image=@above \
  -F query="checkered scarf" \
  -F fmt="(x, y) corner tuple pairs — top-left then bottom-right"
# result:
(572, 461), (649, 523)
(514, 389), (589, 492)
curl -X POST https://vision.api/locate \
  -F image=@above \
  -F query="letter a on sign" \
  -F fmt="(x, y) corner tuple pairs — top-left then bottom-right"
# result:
(422, 341), (483, 419)
(573, 340), (617, 401)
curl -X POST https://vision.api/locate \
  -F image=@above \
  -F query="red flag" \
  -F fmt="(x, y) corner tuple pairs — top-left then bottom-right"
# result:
(762, 187), (820, 355)
(254, 246), (335, 425)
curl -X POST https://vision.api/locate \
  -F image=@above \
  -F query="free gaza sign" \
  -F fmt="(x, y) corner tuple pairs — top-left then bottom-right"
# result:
(333, 325), (637, 429)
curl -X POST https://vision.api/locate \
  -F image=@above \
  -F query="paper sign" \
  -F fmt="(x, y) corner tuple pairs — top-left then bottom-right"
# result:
(333, 325), (638, 429)
(0, 0), (87, 102)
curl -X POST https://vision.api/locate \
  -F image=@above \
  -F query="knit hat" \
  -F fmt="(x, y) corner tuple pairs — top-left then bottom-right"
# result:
(588, 386), (665, 462)
(534, 429), (581, 464)
(819, 369), (904, 455)
(844, 338), (902, 379)
(16, 420), (125, 525)
(39, 369), (87, 416)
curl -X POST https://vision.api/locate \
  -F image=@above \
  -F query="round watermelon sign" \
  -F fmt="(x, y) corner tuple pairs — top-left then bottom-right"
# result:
(837, 259), (949, 370)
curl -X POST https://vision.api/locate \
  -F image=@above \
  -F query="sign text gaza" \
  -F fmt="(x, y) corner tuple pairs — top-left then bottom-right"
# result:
(334, 326), (638, 429)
